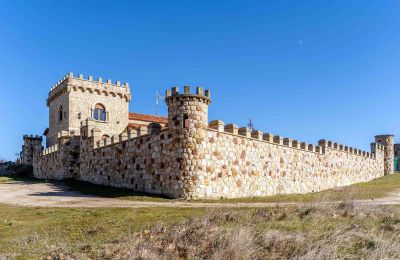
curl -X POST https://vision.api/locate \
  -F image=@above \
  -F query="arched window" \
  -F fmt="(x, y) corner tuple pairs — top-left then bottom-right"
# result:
(58, 106), (63, 122)
(93, 103), (107, 121)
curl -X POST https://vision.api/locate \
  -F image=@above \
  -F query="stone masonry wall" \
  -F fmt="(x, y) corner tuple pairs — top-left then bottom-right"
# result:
(34, 135), (80, 180)
(375, 135), (394, 174)
(30, 85), (388, 200)
(78, 126), (185, 198)
(183, 127), (385, 199)
(21, 135), (43, 165)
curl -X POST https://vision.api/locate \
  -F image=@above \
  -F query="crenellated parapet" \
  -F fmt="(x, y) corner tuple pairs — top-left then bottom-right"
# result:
(41, 144), (59, 156)
(207, 120), (381, 158)
(47, 72), (131, 106)
(318, 139), (378, 159)
(165, 86), (211, 132)
(83, 122), (165, 149)
(208, 120), (324, 154)
(165, 85), (211, 104)
(23, 135), (43, 141)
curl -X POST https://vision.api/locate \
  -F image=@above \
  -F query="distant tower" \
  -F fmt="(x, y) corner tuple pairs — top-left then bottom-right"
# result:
(21, 135), (43, 165)
(165, 86), (211, 198)
(46, 72), (131, 147)
(375, 135), (394, 175)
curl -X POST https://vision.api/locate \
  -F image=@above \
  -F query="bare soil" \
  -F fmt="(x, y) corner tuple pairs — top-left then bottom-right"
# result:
(1, 180), (400, 208)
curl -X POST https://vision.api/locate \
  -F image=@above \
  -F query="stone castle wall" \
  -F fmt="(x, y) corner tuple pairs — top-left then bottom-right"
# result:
(34, 134), (80, 180)
(182, 126), (385, 198)
(47, 89), (70, 147)
(29, 85), (390, 199)
(33, 121), (385, 199)
(76, 119), (186, 198)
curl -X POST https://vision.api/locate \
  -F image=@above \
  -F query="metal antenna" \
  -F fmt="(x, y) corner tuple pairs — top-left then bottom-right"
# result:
(247, 119), (254, 131)
(155, 91), (164, 115)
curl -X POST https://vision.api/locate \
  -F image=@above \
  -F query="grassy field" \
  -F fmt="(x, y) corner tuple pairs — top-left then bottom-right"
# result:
(1, 202), (400, 259)
(2, 174), (400, 204)
(2, 175), (400, 258)
(203, 173), (400, 203)
(0, 203), (207, 259)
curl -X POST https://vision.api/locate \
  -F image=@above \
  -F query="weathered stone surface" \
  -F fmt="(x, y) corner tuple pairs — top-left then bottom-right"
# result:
(23, 77), (390, 200)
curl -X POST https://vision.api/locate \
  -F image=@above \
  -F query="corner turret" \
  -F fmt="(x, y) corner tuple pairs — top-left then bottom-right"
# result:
(165, 86), (211, 198)
(21, 135), (43, 165)
(165, 86), (211, 131)
(375, 134), (394, 175)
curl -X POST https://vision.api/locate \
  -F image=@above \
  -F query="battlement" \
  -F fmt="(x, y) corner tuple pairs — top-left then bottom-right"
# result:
(165, 86), (211, 104)
(208, 120), (323, 154)
(93, 123), (165, 149)
(49, 72), (130, 93)
(47, 72), (131, 106)
(208, 120), (377, 159)
(23, 135), (42, 141)
(375, 134), (394, 138)
(42, 144), (59, 156)
(318, 139), (376, 159)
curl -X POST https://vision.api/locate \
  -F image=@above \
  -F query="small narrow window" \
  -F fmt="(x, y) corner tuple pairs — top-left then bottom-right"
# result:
(58, 106), (63, 122)
(183, 114), (189, 128)
(93, 103), (107, 121)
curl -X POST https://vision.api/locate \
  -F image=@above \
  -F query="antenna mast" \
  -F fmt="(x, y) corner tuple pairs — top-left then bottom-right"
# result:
(155, 91), (164, 115)
(247, 119), (254, 131)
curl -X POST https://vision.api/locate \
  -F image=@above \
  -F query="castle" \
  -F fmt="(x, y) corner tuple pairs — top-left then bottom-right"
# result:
(21, 72), (397, 199)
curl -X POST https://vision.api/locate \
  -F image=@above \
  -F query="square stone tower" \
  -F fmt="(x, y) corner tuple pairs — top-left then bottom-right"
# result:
(21, 135), (43, 165)
(46, 73), (131, 147)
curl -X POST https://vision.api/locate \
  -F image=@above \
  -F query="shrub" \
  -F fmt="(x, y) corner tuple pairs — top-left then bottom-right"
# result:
(2, 162), (33, 177)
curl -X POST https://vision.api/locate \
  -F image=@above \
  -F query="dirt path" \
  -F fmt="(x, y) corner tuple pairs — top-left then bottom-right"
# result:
(1, 180), (400, 208)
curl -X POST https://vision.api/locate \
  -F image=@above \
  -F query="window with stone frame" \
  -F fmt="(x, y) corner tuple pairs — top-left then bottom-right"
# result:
(93, 103), (108, 121)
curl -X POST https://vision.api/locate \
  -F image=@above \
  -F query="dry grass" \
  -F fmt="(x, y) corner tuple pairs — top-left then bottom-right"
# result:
(24, 203), (400, 260)
(100, 204), (400, 259)
(1, 193), (400, 259)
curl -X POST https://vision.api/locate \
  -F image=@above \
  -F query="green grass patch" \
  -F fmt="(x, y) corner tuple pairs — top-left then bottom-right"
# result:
(0, 176), (43, 184)
(0, 177), (11, 183)
(63, 178), (173, 202)
(197, 173), (400, 203)
(0, 203), (206, 259)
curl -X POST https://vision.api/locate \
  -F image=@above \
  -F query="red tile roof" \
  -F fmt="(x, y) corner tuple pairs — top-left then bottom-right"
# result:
(129, 112), (168, 124)
(127, 123), (148, 129)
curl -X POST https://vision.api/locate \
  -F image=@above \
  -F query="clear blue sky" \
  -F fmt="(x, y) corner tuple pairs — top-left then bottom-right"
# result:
(1, 0), (400, 160)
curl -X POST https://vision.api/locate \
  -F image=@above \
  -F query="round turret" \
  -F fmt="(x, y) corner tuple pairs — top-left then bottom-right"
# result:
(164, 85), (211, 198)
(375, 134), (394, 174)
(165, 86), (211, 131)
